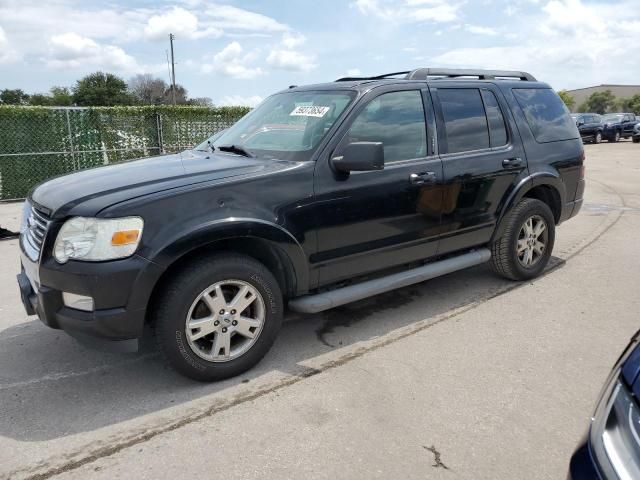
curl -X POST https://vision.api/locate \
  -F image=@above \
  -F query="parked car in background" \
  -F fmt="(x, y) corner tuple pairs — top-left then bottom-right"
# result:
(602, 113), (638, 142)
(16, 68), (585, 381)
(571, 113), (603, 144)
(633, 122), (640, 143)
(569, 329), (640, 479)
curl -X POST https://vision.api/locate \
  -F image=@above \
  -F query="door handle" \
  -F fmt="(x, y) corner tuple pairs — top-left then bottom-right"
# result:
(502, 157), (523, 169)
(409, 172), (437, 185)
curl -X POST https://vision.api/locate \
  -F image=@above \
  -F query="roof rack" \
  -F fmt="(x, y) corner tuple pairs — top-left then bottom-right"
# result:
(406, 68), (536, 81)
(335, 68), (536, 82)
(335, 71), (410, 82)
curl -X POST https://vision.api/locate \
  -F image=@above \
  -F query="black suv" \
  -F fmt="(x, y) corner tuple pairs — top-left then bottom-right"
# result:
(571, 113), (603, 144)
(602, 112), (638, 142)
(17, 68), (585, 381)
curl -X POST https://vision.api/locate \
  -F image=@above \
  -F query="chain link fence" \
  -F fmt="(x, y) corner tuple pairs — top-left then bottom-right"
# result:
(0, 105), (250, 200)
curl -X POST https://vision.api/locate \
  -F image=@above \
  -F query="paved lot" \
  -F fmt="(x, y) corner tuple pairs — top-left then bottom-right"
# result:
(0, 141), (639, 479)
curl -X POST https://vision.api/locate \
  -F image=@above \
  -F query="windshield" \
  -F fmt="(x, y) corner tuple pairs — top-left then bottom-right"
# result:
(196, 90), (356, 161)
(603, 114), (623, 123)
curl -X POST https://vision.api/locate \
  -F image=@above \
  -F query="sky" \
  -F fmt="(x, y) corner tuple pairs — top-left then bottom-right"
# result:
(0, 0), (638, 106)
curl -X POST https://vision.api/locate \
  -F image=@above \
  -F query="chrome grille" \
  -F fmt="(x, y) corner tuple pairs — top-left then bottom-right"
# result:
(22, 205), (51, 261)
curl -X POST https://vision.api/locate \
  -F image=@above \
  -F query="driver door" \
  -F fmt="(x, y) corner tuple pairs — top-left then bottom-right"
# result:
(311, 87), (444, 287)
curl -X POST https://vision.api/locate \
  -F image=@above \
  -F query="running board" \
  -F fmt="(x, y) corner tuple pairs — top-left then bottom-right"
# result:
(288, 248), (491, 314)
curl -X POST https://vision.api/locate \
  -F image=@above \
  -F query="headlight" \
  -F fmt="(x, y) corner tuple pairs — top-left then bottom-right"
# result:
(591, 378), (640, 479)
(53, 217), (143, 263)
(20, 200), (31, 235)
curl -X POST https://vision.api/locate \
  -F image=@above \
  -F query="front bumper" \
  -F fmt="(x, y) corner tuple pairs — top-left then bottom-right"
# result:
(568, 435), (602, 480)
(17, 248), (163, 341)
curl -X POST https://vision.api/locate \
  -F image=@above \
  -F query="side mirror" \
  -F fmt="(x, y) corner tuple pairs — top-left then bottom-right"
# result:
(331, 142), (384, 173)
(577, 119), (585, 126)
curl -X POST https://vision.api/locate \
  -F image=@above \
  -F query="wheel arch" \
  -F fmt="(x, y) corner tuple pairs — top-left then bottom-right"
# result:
(492, 174), (564, 242)
(143, 220), (308, 324)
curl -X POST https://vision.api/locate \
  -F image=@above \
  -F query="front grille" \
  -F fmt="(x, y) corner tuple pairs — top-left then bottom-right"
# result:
(22, 205), (51, 261)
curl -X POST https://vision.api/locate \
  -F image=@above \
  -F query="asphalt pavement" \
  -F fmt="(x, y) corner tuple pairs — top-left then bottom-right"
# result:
(0, 141), (639, 479)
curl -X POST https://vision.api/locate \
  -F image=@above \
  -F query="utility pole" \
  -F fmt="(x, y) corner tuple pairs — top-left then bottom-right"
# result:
(169, 33), (177, 105)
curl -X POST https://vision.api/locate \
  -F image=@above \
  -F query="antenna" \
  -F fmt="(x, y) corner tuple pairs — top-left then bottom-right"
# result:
(169, 33), (177, 105)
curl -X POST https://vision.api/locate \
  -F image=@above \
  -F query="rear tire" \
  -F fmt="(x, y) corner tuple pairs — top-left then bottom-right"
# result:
(491, 198), (555, 281)
(154, 253), (283, 381)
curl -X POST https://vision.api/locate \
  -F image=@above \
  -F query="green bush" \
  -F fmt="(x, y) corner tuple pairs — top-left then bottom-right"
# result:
(0, 105), (250, 199)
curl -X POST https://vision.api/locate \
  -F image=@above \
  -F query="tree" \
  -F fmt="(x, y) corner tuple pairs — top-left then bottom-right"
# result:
(50, 86), (73, 106)
(579, 89), (617, 114)
(557, 90), (575, 111)
(189, 97), (213, 107)
(0, 88), (29, 105)
(163, 84), (189, 104)
(617, 95), (640, 114)
(28, 93), (53, 106)
(628, 94), (640, 115)
(72, 71), (134, 106)
(128, 74), (167, 105)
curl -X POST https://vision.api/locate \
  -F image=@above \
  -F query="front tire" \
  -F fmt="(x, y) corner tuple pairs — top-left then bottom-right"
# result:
(633, 137), (640, 144)
(491, 198), (555, 281)
(594, 131), (602, 144)
(609, 131), (621, 143)
(154, 253), (283, 381)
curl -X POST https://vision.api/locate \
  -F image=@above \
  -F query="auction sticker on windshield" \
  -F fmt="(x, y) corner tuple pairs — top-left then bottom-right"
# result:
(290, 105), (330, 117)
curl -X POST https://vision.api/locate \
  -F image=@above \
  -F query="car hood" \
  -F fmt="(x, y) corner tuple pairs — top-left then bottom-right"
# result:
(30, 150), (277, 217)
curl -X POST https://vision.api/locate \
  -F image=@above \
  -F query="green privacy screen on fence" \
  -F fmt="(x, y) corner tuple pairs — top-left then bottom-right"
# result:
(0, 105), (250, 200)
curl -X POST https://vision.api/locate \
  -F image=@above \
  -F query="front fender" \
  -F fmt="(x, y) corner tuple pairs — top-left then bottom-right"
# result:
(145, 218), (309, 295)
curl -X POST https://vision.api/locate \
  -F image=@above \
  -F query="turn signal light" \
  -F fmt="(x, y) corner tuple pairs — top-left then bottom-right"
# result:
(111, 229), (140, 246)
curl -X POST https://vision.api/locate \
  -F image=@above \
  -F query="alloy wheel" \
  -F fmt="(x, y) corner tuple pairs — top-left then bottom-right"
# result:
(516, 215), (548, 268)
(185, 279), (266, 362)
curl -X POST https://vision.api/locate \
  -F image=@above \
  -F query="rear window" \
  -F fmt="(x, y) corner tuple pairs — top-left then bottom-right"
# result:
(512, 88), (578, 143)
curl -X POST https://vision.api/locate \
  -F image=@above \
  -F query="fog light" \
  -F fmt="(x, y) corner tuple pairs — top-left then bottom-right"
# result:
(62, 292), (94, 312)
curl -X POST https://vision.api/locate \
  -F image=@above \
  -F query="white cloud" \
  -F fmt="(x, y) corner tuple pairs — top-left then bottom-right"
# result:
(346, 68), (363, 77)
(46, 33), (141, 72)
(0, 0), (291, 77)
(0, 25), (19, 64)
(266, 49), (317, 72)
(265, 32), (317, 73)
(464, 24), (498, 35)
(217, 94), (263, 107)
(202, 41), (263, 79)
(431, 0), (640, 89)
(281, 32), (306, 49)
(145, 7), (199, 40)
(353, 0), (461, 23)
(202, 3), (289, 32)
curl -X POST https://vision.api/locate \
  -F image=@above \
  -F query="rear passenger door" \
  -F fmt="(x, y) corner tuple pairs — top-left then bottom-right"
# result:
(430, 84), (528, 255)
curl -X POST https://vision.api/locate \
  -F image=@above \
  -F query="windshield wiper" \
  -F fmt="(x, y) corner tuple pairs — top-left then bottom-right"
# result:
(217, 144), (253, 157)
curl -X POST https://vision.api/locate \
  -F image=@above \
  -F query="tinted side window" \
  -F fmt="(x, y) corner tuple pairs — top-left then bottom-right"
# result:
(345, 90), (427, 163)
(438, 88), (489, 153)
(512, 88), (579, 143)
(481, 90), (508, 147)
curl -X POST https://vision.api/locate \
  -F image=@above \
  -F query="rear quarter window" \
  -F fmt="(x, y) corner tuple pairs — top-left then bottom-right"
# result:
(512, 88), (579, 143)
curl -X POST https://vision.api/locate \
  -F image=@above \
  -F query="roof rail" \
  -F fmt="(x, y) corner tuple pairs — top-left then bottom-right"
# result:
(335, 68), (536, 83)
(405, 68), (536, 81)
(335, 71), (410, 82)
